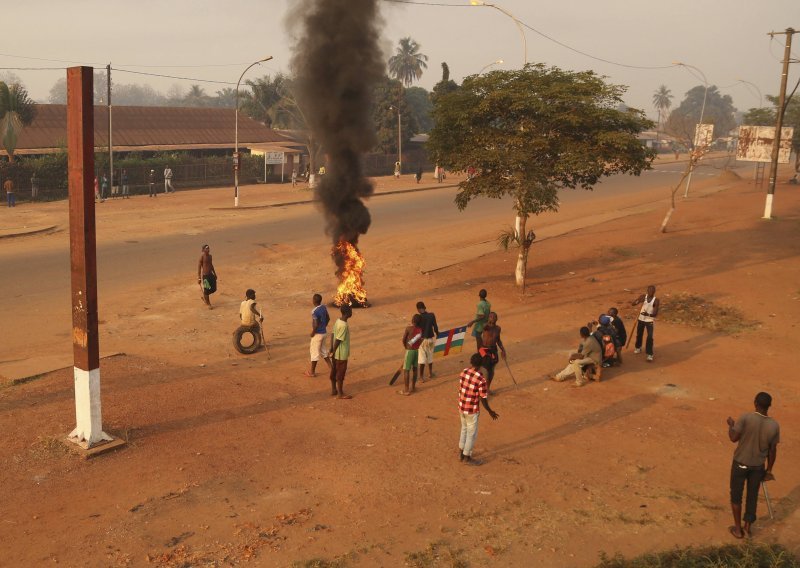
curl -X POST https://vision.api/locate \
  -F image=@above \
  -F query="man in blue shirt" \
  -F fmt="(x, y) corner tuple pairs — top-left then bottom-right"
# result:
(306, 293), (332, 377)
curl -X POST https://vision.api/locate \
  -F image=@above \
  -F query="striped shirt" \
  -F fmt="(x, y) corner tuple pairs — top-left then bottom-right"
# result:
(458, 367), (488, 414)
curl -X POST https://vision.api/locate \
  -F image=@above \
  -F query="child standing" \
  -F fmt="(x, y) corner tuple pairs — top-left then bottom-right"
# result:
(399, 314), (423, 395)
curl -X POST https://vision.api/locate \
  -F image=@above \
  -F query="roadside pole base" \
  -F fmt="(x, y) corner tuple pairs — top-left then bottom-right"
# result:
(65, 433), (125, 459)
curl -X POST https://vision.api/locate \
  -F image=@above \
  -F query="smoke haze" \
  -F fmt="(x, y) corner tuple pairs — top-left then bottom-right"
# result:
(289, 0), (385, 248)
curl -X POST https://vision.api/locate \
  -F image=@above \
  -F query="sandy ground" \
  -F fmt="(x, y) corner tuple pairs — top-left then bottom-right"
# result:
(0, 164), (798, 567)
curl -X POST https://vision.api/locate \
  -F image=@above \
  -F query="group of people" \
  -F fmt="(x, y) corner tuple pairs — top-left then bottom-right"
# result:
(92, 166), (174, 202)
(3, 174), (41, 207)
(551, 285), (659, 387)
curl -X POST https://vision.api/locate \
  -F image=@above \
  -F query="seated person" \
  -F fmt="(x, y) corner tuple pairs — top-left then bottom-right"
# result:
(239, 289), (264, 330)
(551, 327), (602, 387)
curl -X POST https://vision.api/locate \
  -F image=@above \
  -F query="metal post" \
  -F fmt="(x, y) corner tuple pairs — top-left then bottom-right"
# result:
(398, 110), (402, 175)
(683, 84), (708, 198)
(107, 64), (113, 199)
(234, 56), (273, 207)
(66, 66), (113, 448)
(764, 28), (796, 219)
(471, 2), (527, 65)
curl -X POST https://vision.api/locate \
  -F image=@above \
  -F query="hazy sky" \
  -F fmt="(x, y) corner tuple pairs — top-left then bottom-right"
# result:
(2, 0), (797, 119)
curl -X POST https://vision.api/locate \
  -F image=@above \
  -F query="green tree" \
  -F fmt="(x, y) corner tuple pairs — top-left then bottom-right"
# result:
(431, 62), (459, 104)
(388, 37), (429, 87)
(371, 76), (416, 154)
(652, 85), (673, 131)
(239, 73), (290, 127)
(427, 64), (655, 289)
(182, 85), (211, 107)
(0, 82), (37, 163)
(666, 85), (736, 147)
(404, 86), (433, 133)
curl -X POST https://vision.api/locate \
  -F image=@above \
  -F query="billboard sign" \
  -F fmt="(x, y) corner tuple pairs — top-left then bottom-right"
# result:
(694, 123), (714, 148)
(265, 152), (285, 165)
(736, 126), (794, 163)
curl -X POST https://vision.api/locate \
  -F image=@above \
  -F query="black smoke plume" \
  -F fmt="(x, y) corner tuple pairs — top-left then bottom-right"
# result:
(290, 0), (385, 250)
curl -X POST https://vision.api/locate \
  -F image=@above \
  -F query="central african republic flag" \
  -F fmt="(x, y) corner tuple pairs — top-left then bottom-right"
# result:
(433, 325), (467, 358)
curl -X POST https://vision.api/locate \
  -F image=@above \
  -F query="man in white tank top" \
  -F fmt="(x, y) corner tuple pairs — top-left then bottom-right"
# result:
(631, 285), (659, 361)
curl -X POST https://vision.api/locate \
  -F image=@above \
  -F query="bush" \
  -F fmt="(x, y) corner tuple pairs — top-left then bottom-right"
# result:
(597, 542), (799, 568)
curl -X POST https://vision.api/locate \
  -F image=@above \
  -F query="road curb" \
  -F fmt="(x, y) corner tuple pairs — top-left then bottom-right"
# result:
(0, 225), (58, 240)
(208, 183), (459, 211)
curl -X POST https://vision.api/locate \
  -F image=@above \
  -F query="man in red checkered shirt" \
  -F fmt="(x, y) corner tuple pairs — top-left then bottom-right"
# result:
(458, 353), (500, 466)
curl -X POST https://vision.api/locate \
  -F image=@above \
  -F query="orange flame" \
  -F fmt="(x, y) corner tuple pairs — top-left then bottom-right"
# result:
(333, 240), (367, 306)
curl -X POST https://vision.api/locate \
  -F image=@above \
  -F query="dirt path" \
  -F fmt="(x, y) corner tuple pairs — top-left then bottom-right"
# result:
(0, 169), (798, 567)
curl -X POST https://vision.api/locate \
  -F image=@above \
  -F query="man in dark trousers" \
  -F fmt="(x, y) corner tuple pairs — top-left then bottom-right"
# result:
(607, 307), (627, 347)
(631, 285), (659, 362)
(479, 312), (506, 391)
(726, 392), (780, 539)
(416, 301), (439, 382)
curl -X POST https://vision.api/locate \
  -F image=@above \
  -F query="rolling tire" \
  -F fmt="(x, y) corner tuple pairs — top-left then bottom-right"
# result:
(233, 325), (261, 355)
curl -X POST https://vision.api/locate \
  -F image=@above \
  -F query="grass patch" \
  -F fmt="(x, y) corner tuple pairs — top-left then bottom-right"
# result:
(596, 542), (799, 568)
(660, 293), (758, 334)
(28, 436), (70, 459)
(610, 247), (638, 258)
(292, 559), (348, 568)
(405, 540), (468, 568)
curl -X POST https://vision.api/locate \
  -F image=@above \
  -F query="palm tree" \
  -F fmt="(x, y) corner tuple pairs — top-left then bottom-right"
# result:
(388, 37), (429, 87)
(0, 82), (36, 163)
(652, 85), (673, 132)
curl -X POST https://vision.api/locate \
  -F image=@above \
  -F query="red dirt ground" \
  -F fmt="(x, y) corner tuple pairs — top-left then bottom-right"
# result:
(1, 169), (798, 567)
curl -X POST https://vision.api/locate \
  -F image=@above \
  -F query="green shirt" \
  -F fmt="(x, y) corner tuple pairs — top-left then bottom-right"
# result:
(333, 318), (350, 360)
(474, 300), (491, 333)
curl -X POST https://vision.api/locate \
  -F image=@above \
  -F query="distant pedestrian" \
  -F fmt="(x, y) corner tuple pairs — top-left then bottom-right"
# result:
(416, 301), (439, 381)
(164, 165), (174, 193)
(399, 313), (423, 395)
(466, 289), (491, 350)
(631, 285), (659, 362)
(30, 174), (39, 200)
(329, 304), (353, 399)
(394, 161), (401, 178)
(110, 171), (119, 198)
(4, 178), (15, 207)
(148, 169), (157, 197)
(306, 293), (332, 377)
(726, 392), (780, 539)
(197, 244), (217, 309)
(100, 174), (109, 200)
(436, 164), (444, 183)
(121, 169), (130, 198)
(94, 176), (103, 202)
(415, 165), (422, 184)
(291, 168), (298, 188)
(457, 352), (499, 466)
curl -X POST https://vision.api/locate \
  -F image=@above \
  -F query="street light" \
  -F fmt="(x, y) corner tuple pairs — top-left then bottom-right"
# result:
(235, 56), (273, 207)
(736, 78), (763, 108)
(388, 105), (401, 176)
(478, 58), (504, 74)
(673, 61), (708, 198)
(470, 1), (527, 66)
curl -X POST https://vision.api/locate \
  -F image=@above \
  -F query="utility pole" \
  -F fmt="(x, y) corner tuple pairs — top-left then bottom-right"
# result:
(107, 63), (113, 198)
(66, 67), (114, 449)
(764, 28), (797, 219)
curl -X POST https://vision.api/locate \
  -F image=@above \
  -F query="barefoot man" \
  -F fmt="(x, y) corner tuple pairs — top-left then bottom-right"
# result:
(399, 314), (423, 395)
(416, 301), (439, 382)
(479, 312), (506, 392)
(197, 244), (217, 309)
(466, 289), (491, 351)
(726, 392), (780, 539)
(329, 304), (353, 399)
(307, 293), (332, 377)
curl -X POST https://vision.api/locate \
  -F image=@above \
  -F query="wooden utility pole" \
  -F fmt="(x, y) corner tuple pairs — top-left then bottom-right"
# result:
(107, 63), (113, 198)
(66, 67), (113, 449)
(764, 28), (797, 219)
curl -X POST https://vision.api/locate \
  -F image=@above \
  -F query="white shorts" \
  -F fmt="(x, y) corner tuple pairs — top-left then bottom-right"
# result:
(310, 333), (329, 362)
(418, 337), (436, 365)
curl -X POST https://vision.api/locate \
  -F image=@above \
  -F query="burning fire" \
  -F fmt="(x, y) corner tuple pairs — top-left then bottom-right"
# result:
(333, 240), (368, 307)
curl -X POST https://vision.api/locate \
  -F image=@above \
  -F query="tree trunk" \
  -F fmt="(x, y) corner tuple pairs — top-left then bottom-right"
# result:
(659, 207), (674, 233)
(515, 214), (528, 288)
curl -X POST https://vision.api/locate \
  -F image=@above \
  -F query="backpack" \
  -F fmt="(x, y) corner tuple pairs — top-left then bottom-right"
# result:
(601, 334), (616, 359)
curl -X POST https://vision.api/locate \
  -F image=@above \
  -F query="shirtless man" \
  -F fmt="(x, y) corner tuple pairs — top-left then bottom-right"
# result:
(197, 244), (218, 309)
(479, 312), (506, 391)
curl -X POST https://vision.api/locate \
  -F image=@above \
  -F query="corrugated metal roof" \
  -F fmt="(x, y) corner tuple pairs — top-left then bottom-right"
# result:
(5, 104), (293, 153)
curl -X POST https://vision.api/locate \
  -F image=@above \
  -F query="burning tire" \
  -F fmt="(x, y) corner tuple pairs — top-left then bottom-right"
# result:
(233, 325), (262, 355)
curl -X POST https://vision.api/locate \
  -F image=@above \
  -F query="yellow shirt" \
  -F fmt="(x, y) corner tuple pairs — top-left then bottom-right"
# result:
(240, 299), (256, 326)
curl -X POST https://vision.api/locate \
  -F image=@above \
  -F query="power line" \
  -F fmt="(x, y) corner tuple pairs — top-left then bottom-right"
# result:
(111, 67), (237, 85)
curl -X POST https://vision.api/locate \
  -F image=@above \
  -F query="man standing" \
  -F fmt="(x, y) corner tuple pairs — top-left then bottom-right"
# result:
(551, 327), (602, 387)
(306, 293), (332, 377)
(726, 392), (780, 539)
(607, 307), (627, 347)
(466, 289), (491, 350)
(458, 353), (499, 466)
(148, 170), (156, 197)
(631, 285), (659, 362)
(291, 168), (298, 188)
(197, 244), (217, 309)
(100, 173), (109, 201)
(399, 314), (423, 395)
(480, 312), (507, 391)
(121, 169), (130, 199)
(30, 173), (39, 201)
(416, 301), (439, 381)
(164, 165), (174, 193)
(4, 177), (14, 208)
(329, 304), (353, 399)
